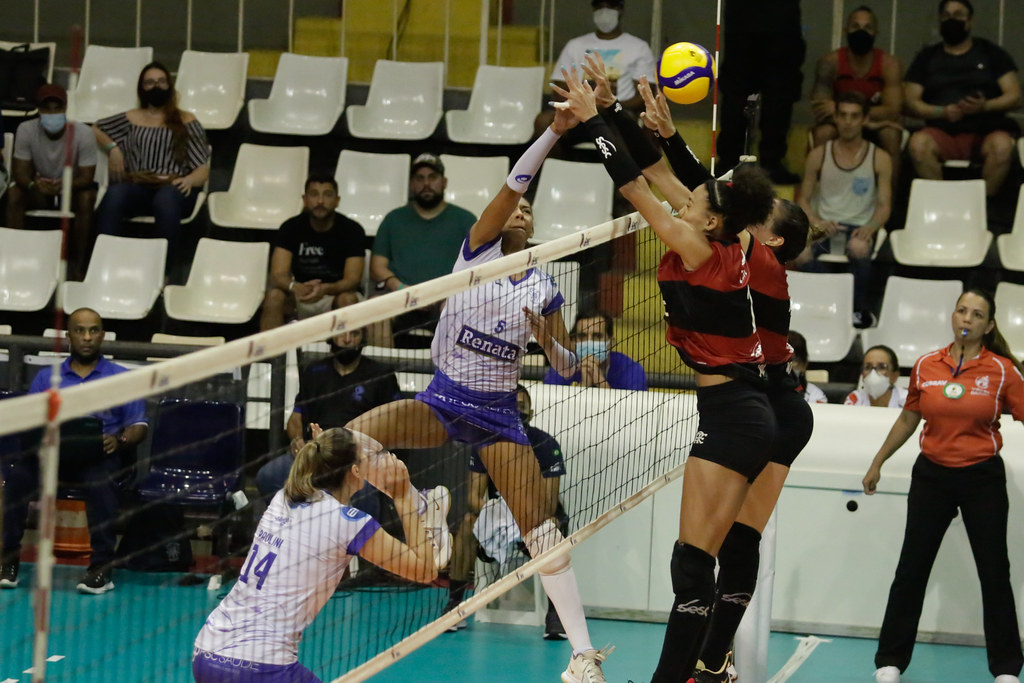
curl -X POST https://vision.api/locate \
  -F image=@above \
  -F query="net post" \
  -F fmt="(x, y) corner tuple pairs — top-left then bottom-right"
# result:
(31, 388), (63, 683)
(734, 508), (778, 682)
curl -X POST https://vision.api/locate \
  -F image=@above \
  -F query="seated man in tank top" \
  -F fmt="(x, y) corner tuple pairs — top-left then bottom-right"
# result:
(797, 91), (892, 329)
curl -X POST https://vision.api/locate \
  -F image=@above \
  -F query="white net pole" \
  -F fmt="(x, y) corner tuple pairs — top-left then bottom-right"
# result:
(30, 387), (62, 683)
(734, 508), (778, 683)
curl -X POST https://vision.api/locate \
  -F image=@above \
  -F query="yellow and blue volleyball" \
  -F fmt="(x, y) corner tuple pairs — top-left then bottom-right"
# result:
(657, 42), (716, 105)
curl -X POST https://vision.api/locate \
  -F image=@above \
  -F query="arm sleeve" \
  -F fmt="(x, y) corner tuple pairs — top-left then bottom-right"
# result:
(660, 132), (713, 189)
(603, 101), (662, 169)
(96, 113), (131, 146)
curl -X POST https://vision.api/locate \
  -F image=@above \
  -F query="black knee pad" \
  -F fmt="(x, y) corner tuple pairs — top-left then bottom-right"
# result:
(669, 542), (716, 599)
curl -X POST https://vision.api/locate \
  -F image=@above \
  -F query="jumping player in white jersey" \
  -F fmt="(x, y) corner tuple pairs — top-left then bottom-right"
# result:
(192, 427), (441, 683)
(347, 105), (613, 683)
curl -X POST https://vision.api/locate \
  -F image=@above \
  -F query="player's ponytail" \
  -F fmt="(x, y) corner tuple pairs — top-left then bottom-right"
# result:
(964, 288), (1024, 376)
(284, 428), (359, 504)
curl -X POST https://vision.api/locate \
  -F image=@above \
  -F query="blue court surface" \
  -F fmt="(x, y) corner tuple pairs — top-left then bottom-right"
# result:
(0, 565), (993, 682)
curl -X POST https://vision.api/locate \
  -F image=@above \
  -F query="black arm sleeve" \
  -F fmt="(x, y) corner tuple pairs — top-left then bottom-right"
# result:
(659, 131), (713, 190)
(581, 114), (643, 189)
(602, 101), (663, 170)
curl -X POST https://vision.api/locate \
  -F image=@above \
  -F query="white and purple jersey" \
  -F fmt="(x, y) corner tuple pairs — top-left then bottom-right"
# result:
(432, 236), (564, 394)
(194, 490), (380, 666)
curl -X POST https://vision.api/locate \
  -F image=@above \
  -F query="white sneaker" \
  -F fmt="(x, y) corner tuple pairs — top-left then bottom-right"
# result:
(420, 486), (452, 569)
(561, 645), (614, 683)
(994, 676), (1021, 683)
(874, 666), (900, 683)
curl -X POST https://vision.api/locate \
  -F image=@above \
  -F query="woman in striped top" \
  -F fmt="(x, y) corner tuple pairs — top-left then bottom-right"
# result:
(93, 62), (209, 266)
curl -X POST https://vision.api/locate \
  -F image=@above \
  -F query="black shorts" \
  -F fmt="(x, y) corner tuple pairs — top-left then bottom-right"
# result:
(767, 388), (814, 468)
(689, 381), (776, 482)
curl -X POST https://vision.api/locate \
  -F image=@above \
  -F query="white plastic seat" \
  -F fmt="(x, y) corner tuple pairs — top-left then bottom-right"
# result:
(335, 150), (410, 236)
(208, 144), (309, 230)
(531, 159), (614, 243)
(345, 60), (443, 140)
(0, 228), (62, 311)
(61, 234), (166, 319)
(446, 65), (544, 145)
(787, 271), (857, 363)
(889, 179), (991, 267)
(439, 154), (509, 219)
(151, 333), (226, 346)
(248, 54), (348, 136)
(66, 45), (154, 124)
(995, 185), (1024, 271)
(175, 50), (249, 130)
(860, 276), (963, 367)
(0, 41), (56, 116)
(163, 238), (269, 324)
(995, 282), (1024, 362)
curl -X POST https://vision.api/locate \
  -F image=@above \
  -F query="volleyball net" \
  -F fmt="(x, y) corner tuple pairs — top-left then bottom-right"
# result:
(0, 208), (705, 682)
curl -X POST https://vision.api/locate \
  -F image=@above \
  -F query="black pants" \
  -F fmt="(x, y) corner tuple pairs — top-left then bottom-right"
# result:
(1, 448), (121, 569)
(875, 454), (1023, 677)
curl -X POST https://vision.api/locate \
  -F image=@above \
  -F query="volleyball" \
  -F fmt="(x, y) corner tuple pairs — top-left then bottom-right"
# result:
(657, 42), (716, 105)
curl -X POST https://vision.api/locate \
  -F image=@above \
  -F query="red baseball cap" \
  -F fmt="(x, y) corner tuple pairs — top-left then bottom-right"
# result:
(36, 83), (68, 106)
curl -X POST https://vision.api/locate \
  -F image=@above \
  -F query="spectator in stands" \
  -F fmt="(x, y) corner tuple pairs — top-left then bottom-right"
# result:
(798, 91), (892, 328)
(534, 0), (656, 147)
(543, 311), (647, 389)
(260, 174), (367, 331)
(845, 345), (906, 408)
(0, 308), (148, 595)
(92, 62), (210, 267)
(788, 330), (827, 404)
(255, 327), (401, 498)
(6, 84), (97, 280)
(809, 5), (904, 183)
(904, 0), (1021, 197)
(370, 154), (475, 347)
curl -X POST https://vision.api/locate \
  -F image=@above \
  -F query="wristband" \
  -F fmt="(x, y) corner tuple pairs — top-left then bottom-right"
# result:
(106, 142), (118, 152)
(582, 114), (643, 188)
(288, 280), (296, 291)
(604, 100), (663, 169)
(548, 340), (579, 376)
(934, 105), (943, 118)
(661, 131), (713, 190)
(507, 127), (560, 192)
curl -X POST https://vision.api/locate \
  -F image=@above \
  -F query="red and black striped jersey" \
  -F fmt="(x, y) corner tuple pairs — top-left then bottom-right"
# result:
(658, 240), (765, 383)
(748, 239), (792, 367)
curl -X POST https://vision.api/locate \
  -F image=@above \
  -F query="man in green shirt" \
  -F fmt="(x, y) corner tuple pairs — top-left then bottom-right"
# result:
(370, 154), (476, 346)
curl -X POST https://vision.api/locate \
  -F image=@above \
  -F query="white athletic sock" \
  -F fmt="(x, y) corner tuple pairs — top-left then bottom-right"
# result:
(539, 566), (592, 655)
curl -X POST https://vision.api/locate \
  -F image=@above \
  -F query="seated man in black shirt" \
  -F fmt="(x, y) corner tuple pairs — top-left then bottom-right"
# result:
(260, 173), (367, 330)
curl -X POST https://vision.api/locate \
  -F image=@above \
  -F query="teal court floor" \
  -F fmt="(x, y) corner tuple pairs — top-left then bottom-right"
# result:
(0, 565), (996, 682)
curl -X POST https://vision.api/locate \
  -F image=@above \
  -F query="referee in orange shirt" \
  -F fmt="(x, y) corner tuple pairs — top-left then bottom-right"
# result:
(862, 288), (1024, 683)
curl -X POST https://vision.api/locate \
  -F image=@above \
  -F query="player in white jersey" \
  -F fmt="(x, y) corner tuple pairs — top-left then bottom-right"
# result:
(347, 105), (613, 683)
(193, 427), (440, 683)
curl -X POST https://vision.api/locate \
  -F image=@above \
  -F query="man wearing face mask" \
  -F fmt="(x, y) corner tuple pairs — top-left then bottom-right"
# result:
(542, 311), (647, 390)
(809, 6), (903, 183)
(254, 327), (402, 497)
(905, 0), (1021, 197)
(7, 84), (98, 280)
(845, 345), (907, 408)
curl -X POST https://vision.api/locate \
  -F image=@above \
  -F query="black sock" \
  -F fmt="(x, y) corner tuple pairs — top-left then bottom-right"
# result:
(700, 523), (762, 670)
(652, 542), (716, 683)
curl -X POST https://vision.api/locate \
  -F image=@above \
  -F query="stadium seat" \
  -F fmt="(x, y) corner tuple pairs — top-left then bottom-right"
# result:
(335, 150), (410, 236)
(995, 282), (1024, 361)
(546, 260), (581, 330)
(889, 179), (991, 267)
(439, 154), (509, 219)
(0, 324), (10, 335)
(860, 276), (963, 367)
(163, 238), (269, 324)
(62, 234), (167, 319)
(0, 228), (62, 311)
(208, 144), (309, 230)
(995, 185), (1024, 271)
(150, 333), (226, 346)
(445, 65), (544, 144)
(0, 41), (56, 116)
(66, 45), (154, 123)
(787, 271), (857, 363)
(248, 54), (348, 136)
(346, 60), (443, 140)
(175, 50), (249, 130)
(531, 159), (614, 243)
(3, 131), (13, 171)
(138, 399), (245, 504)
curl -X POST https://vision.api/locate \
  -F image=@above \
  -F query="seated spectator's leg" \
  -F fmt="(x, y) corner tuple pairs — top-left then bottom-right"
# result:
(333, 291), (359, 308)
(875, 126), (903, 189)
(5, 183), (29, 229)
(1, 450), (39, 564)
(260, 288), (295, 331)
(847, 228), (874, 315)
(94, 183), (152, 236)
(69, 187), (98, 281)
(152, 185), (197, 263)
(811, 122), (838, 148)
(980, 131), (1015, 197)
(77, 454), (120, 570)
(907, 128), (945, 180)
(255, 452), (295, 498)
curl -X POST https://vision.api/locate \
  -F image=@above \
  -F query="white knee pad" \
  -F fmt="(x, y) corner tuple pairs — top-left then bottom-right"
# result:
(524, 519), (569, 573)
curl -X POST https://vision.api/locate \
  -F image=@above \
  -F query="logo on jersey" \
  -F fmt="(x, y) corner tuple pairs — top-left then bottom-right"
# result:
(943, 382), (965, 400)
(693, 431), (708, 445)
(456, 325), (521, 363)
(975, 375), (990, 390)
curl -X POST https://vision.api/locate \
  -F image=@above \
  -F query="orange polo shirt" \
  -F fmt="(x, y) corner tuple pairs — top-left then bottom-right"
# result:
(906, 345), (1024, 468)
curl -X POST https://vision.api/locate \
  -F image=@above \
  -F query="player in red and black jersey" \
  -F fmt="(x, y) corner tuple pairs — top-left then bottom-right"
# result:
(560, 63), (780, 683)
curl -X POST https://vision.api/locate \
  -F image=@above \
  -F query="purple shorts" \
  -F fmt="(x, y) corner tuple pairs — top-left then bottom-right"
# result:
(416, 371), (529, 448)
(192, 648), (320, 683)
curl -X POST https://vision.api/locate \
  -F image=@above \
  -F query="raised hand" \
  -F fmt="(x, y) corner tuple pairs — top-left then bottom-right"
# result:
(581, 51), (616, 109)
(557, 65), (600, 123)
(638, 76), (676, 138)
(365, 452), (412, 500)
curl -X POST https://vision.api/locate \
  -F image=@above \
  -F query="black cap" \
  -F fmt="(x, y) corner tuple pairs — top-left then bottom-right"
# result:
(411, 153), (445, 176)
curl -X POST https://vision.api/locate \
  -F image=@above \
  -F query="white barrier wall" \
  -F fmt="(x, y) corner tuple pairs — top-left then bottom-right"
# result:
(529, 389), (1024, 642)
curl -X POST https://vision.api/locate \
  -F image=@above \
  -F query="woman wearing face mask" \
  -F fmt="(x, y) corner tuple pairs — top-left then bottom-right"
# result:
(787, 331), (827, 404)
(863, 289), (1024, 683)
(93, 62), (210, 271)
(845, 345), (906, 407)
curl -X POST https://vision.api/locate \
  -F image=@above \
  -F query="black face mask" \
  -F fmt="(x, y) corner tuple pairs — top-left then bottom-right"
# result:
(940, 18), (969, 45)
(141, 86), (171, 108)
(519, 412), (532, 426)
(847, 29), (875, 55)
(331, 346), (362, 365)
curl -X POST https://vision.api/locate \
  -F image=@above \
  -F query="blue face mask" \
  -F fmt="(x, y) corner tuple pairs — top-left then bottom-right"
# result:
(576, 340), (608, 363)
(40, 113), (66, 135)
